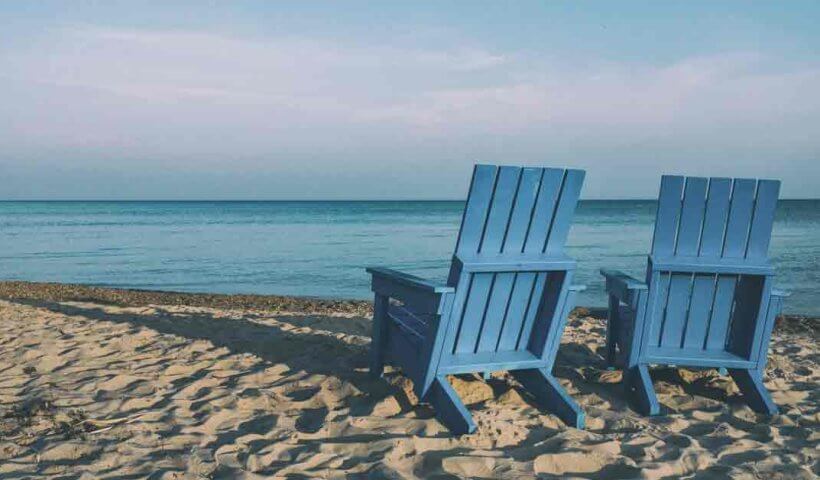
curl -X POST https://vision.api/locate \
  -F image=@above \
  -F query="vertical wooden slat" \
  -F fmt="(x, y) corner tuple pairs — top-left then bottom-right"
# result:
(454, 273), (495, 353)
(682, 273), (716, 348)
(673, 178), (707, 348)
(479, 166), (522, 253)
(527, 271), (566, 355)
(454, 165), (499, 254)
(496, 272), (536, 351)
(675, 177), (708, 255)
(745, 180), (780, 260)
(476, 273), (516, 352)
(651, 175), (685, 256)
(515, 273), (547, 350)
(471, 167), (522, 352)
(648, 272), (672, 346)
(523, 169), (564, 253)
(722, 178), (757, 258)
(543, 169), (585, 254)
(502, 168), (544, 253)
(698, 178), (732, 257)
(727, 275), (765, 357)
(660, 272), (693, 347)
(705, 274), (737, 350)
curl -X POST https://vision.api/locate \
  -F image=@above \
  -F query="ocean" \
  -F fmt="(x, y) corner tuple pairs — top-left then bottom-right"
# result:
(0, 200), (817, 314)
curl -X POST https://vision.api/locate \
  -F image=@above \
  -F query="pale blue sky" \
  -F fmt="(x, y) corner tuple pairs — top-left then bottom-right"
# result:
(1, 1), (818, 199)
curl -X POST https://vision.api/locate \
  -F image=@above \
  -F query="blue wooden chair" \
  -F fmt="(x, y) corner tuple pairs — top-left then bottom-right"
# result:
(367, 164), (586, 434)
(601, 175), (787, 416)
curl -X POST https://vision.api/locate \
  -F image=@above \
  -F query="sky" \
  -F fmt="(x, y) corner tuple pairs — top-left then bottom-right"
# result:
(1, 1), (818, 199)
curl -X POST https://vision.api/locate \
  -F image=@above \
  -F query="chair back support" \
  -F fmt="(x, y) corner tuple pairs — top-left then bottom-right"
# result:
(645, 176), (780, 358)
(441, 165), (584, 360)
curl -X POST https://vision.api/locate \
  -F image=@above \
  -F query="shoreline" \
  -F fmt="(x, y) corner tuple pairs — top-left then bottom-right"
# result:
(0, 280), (816, 335)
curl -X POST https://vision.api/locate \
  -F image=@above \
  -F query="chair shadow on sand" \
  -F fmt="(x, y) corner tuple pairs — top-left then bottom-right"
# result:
(6, 297), (763, 478)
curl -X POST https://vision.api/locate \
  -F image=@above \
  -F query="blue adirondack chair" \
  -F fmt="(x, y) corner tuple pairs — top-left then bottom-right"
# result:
(367, 164), (586, 434)
(601, 175), (787, 415)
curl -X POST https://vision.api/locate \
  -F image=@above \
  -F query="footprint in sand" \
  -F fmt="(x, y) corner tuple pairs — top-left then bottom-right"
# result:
(295, 406), (328, 434)
(285, 386), (320, 402)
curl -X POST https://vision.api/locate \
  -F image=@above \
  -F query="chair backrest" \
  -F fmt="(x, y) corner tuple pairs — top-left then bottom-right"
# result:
(645, 175), (780, 355)
(442, 165), (585, 358)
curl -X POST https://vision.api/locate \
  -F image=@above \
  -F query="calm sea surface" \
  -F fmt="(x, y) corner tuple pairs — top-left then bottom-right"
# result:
(0, 201), (817, 314)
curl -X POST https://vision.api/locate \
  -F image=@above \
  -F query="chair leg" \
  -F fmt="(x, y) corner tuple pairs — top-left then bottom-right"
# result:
(426, 376), (476, 435)
(729, 368), (778, 415)
(605, 295), (619, 369)
(511, 368), (585, 429)
(369, 294), (389, 378)
(625, 365), (660, 416)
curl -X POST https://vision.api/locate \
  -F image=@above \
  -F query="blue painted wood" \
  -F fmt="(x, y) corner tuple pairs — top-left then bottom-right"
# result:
(728, 368), (778, 414)
(428, 376), (477, 435)
(367, 163), (586, 434)
(601, 175), (785, 417)
(369, 294), (389, 378)
(511, 368), (585, 428)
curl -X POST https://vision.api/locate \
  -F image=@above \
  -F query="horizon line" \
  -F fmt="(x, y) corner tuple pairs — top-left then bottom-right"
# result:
(0, 198), (818, 202)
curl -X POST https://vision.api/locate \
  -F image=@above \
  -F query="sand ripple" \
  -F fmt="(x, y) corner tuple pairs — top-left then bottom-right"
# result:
(0, 298), (817, 478)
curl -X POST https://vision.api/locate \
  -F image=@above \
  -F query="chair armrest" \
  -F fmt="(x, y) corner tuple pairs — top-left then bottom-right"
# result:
(569, 284), (586, 292)
(600, 269), (647, 303)
(366, 267), (454, 294)
(771, 289), (791, 298)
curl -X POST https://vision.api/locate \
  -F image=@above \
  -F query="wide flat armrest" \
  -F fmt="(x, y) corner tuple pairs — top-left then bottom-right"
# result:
(771, 289), (791, 298)
(601, 269), (646, 305)
(600, 269), (647, 290)
(366, 267), (454, 294)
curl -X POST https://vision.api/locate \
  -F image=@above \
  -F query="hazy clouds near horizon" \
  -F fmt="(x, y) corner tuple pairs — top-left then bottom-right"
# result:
(1, 2), (818, 199)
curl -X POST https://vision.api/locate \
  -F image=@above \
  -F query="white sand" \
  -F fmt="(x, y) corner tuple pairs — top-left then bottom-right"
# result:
(0, 298), (817, 478)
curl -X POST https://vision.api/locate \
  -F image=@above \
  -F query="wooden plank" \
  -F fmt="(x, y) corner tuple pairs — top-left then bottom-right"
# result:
(726, 275), (765, 358)
(660, 272), (694, 347)
(496, 272), (536, 351)
(439, 350), (540, 374)
(475, 272), (516, 353)
(699, 178), (732, 257)
(533, 271), (571, 360)
(479, 166), (522, 253)
(705, 274), (737, 350)
(427, 376), (476, 434)
(385, 321), (420, 380)
(649, 256), (773, 275)
(371, 276), (442, 313)
(515, 272), (548, 350)
(544, 169), (585, 254)
(511, 368), (585, 428)
(648, 272), (672, 347)
(722, 178), (757, 258)
(457, 254), (576, 273)
(449, 165), (498, 285)
(681, 273), (716, 349)
(502, 168), (545, 253)
(745, 180), (780, 260)
(645, 346), (754, 369)
(675, 177), (708, 256)
(728, 369), (777, 414)
(453, 272), (495, 354)
(544, 283), (579, 365)
(523, 169), (564, 253)
(651, 175), (685, 256)
(369, 294), (389, 377)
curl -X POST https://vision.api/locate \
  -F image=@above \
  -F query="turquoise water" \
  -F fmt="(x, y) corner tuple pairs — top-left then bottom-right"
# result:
(0, 201), (817, 314)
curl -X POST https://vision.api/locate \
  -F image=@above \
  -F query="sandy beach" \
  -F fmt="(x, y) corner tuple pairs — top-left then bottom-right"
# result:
(0, 281), (816, 479)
